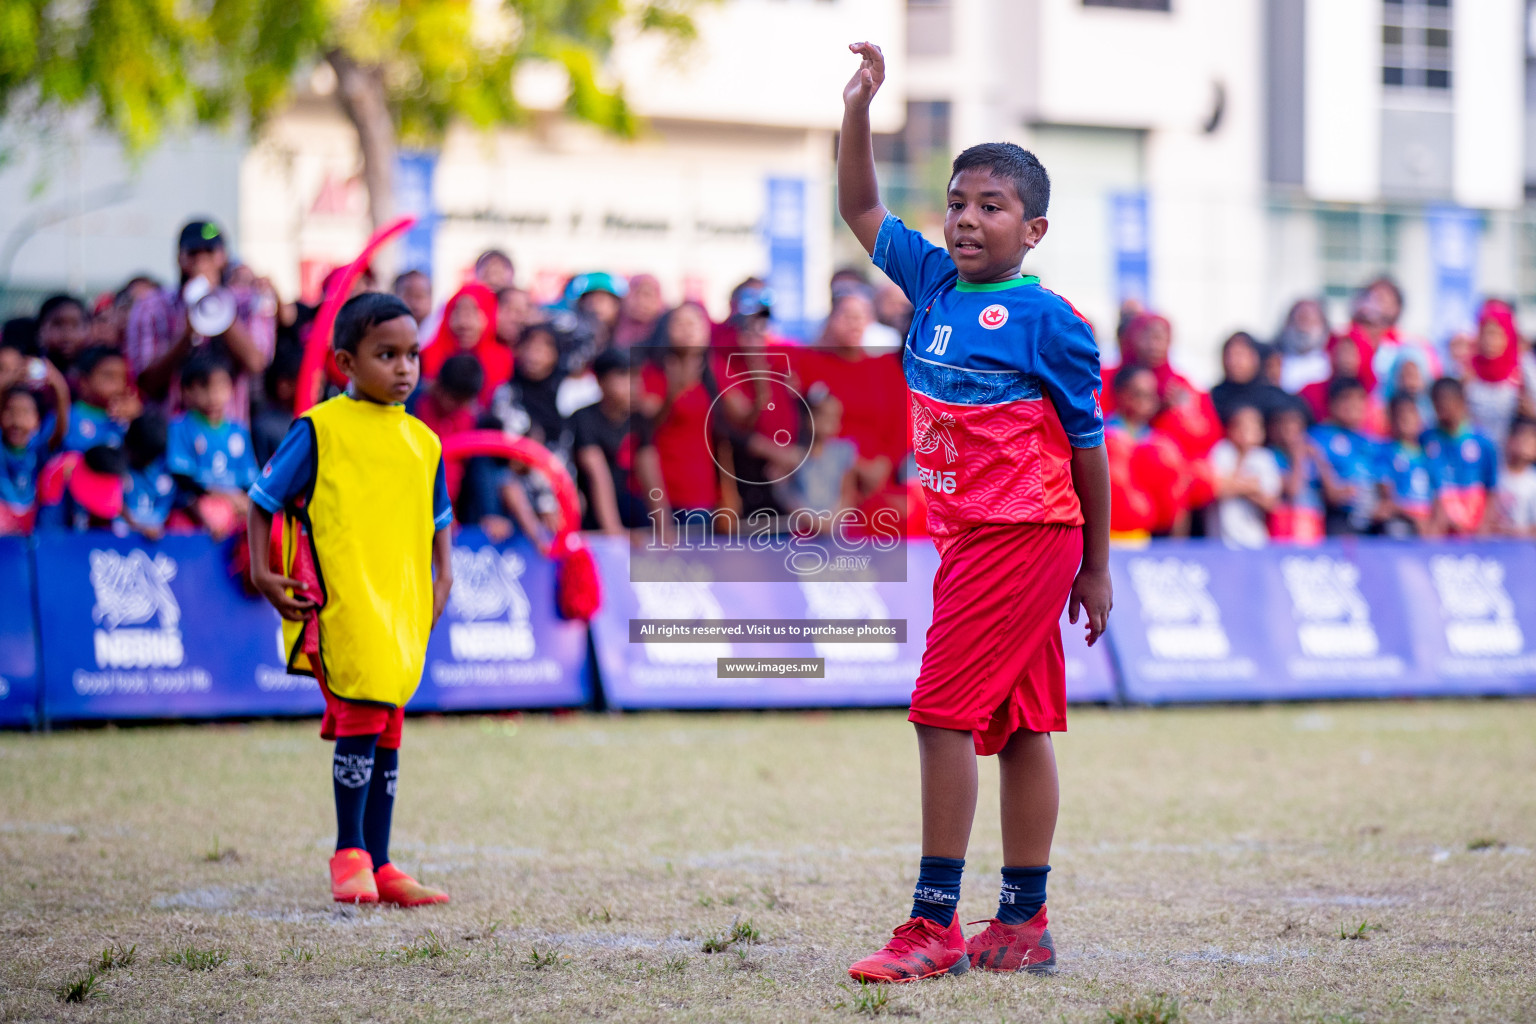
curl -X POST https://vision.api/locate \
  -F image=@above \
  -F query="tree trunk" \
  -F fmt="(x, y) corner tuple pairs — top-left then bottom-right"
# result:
(327, 49), (396, 236)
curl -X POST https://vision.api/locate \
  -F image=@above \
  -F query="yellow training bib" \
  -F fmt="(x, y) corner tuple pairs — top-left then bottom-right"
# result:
(281, 395), (441, 708)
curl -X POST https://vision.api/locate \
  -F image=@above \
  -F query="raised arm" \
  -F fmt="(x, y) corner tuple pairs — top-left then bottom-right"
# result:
(838, 41), (890, 255)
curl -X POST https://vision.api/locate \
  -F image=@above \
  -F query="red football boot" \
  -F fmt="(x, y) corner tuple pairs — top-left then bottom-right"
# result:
(965, 907), (1056, 973)
(847, 915), (970, 983)
(329, 848), (379, 904)
(374, 862), (450, 908)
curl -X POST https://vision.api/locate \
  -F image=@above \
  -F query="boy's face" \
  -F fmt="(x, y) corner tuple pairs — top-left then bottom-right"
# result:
(1331, 390), (1366, 431)
(517, 331), (559, 381)
(1117, 370), (1159, 425)
(496, 289), (531, 340)
(338, 316), (421, 404)
(1390, 400), (1421, 442)
(1508, 425), (1536, 466)
(1222, 339), (1259, 384)
(598, 369), (633, 412)
(944, 168), (1047, 283)
(80, 356), (128, 406)
(1227, 407), (1264, 449)
(1272, 410), (1304, 447)
(396, 274), (433, 324)
(1432, 389), (1465, 430)
(579, 291), (622, 330)
(2, 392), (39, 448)
(40, 304), (89, 357)
(185, 370), (233, 420)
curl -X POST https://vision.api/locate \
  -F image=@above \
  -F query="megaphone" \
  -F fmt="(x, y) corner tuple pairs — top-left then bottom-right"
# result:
(182, 277), (238, 338)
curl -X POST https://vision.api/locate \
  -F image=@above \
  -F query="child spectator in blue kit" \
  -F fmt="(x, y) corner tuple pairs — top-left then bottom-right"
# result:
(0, 355), (71, 532)
(167, 353), (258, 538)
(1422, 376), (1500, 536)
(122, 412), (176, 540)
(1310, 377), (1381, 535)
(1374, 394), (1439, 538)
(65, 346), (139, 452)
(1267, 402), (1332, 544)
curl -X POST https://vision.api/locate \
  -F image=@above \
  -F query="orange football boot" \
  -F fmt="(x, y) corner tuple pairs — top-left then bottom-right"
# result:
(374, 863), (450, 908)
(330, 848), (379, 904)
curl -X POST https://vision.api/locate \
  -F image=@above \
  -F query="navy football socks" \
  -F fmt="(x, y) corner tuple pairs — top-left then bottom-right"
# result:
(998, 865), (1050, 924)
(911, 856), (965, 926)
(332, 734), (379, 852)
(363, 745), (399, 868)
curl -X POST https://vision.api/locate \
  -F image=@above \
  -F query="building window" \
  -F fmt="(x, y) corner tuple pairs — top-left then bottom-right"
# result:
(1317, 207), (1401, 302)
(1083, 0), (1171, 9)
(1383, 0), (1453, 90)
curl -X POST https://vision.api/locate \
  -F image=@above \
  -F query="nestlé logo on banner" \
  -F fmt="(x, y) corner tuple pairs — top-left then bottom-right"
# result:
(89, 550), (184, 669)
(1127, 558), (1231, 660)
(447, 547), (535, 661)
(1280, 557), (1379, 659)
(1429, 555), (1524, 657)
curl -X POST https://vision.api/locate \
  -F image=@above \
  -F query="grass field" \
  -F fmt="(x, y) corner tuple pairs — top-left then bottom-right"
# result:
(2, 702), (1535, 1023)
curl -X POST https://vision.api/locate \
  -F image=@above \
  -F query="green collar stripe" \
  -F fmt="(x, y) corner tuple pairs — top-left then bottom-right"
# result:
(955, 275), (1039, 293)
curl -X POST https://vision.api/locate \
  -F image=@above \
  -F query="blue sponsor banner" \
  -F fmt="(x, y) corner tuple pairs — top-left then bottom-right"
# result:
(1106, 539), (1536, 703)
(1110, 191), (1151, 309)
(765, 177), (808, 341)
(1426, 205), (1481, 344)
(394, 150), (437, 274)
(0, 539), (40, 728)
(589, 535), (1116, 709)
(35, 531), (323, 722)
(417, 529), (591, 710)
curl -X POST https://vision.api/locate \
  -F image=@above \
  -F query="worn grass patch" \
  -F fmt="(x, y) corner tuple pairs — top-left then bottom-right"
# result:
(1, 702), (1534, 1021)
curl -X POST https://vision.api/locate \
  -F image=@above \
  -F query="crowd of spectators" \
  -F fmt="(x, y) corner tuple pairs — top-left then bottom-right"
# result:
(3, 218), (1534, 550)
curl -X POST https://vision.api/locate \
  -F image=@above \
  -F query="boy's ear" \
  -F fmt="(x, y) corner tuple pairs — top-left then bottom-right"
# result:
(334, 349), (355, 377)
(1023, 216), (1049, 251)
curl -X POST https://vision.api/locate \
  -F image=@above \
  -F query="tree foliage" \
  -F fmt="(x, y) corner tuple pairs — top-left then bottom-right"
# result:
(0, 0), (704, 185)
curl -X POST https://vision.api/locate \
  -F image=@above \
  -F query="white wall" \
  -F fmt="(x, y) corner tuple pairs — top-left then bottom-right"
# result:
(1304, 0), (1381, 203)
(1453, 0), (1525, 210)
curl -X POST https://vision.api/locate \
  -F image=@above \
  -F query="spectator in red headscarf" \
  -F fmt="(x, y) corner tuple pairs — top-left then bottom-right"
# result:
(1105, 363), (1196, 536)
(1104, 313), (1222, 459)
(422, 282), (511, 407)
(1465, 298), (1527, 448)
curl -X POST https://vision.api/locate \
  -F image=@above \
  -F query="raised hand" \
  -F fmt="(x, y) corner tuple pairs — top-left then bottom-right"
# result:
(843, 42), (886, 110)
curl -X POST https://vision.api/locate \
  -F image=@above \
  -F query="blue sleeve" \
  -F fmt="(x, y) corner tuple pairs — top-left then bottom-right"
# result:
(164, 417), (198, 479)
(433, 456), (452, 530)
(248, 419), (315, 514)
(870, 213), (954, 304)
(1037, 319), (1106, 448)
(231, 426), (259, 490)
(1481, 438), (1500, 490)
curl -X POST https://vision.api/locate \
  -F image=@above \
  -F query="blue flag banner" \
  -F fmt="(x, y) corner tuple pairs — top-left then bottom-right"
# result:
(0, 539), (40, 727)
(587, 536), (1117, 710)
(415, 529), (591, 711)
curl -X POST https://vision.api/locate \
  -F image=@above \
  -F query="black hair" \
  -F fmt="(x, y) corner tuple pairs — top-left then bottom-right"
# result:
(1509, 416), (1536, 437)
(950, 142), (1051, 219)
(1387, 392), (1422, 420)
(82, 444), (126, 477)
(125, 411), (169, 469)
(333, 292), (413, 354)
(1112, 362), (1156, 394)
(392, 269), (429, 292)
(475, 249), (513, 273)
(38, 293), (86, 326)
(1364, 275), (1403, 310)
(2, 317), (38, 356)
(591, 347), (631, 380)
(73, 345), (126, 379)
(437, 353), (485, 401)
(1430, 375), (1465, 403)
(1327, 376), (1367, 402)
(1221, 402), (1264, 428)
(2, 384), (40, 415)
(1266, 396), (1310, 428)
(180, 349), (232, 390)
(518, 322), (558, 347)
(263, 340), (303, 401)
(495, 285), (524, 303)
(1222, 331), (1259, 355)
(117, 275), (160, 302)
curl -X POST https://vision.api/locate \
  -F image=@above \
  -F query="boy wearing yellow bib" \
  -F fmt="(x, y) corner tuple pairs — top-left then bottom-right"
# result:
(247, 293), (455, 907)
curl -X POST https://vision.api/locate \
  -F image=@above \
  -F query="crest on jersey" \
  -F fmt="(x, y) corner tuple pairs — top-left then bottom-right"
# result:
(911, 397), (959, 464)
(979, 304), (1009, 330)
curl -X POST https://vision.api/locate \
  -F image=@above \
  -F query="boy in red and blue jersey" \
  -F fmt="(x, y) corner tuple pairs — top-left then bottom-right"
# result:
(1422, 376), (1499, 535)
(838, 42), (1112, 983)
(1309, 377), (1381, 535)
(1375, 394), (1439, 537)
(166, 354), (259, 537)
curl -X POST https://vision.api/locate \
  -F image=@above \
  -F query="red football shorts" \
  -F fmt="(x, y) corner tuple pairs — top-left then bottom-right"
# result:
(318, 678), (403, 750)
(909, 521), (1083, 755)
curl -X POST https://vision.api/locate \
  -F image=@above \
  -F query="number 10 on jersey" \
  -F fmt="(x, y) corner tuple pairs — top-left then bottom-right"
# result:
(926, 324), (952, 356)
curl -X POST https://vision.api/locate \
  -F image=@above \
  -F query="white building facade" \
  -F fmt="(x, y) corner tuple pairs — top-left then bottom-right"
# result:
(880, 0), (1530, 382)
